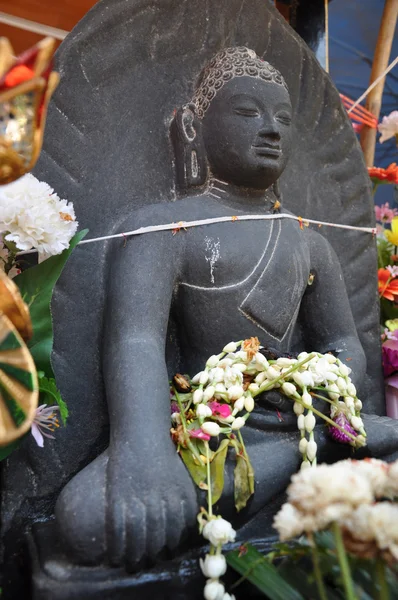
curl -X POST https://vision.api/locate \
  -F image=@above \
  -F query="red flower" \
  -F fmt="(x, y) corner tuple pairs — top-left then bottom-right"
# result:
(378, 269), (398, 301)
(368, 163), (398, 185)
(4, 65), (35, 88)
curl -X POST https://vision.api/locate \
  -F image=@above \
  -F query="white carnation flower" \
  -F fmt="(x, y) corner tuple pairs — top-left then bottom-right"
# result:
(273, 502), (304, 541)
(0, 174), (78, 260)
(343, 503), (398, 559)
(378, 110), (398, 143)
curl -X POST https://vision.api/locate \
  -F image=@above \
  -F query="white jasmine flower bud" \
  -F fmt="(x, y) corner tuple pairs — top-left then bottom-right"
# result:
(228, 385), (244, 401)
(295, 370), (314, 387)
(325, 371), (338, 382)
(347, 382), (357, 397)
(218, 358), (233, 368)
(244, 396), (255, 412)
(223, 415), (235, 424)
(233, 397), (245, 414)
(200, 371), (209, 385)
(350, 416), (363, 431)
(231, 416), (245, 430)
(326, 354), (337, 363)
(210, 367), (225, 384)
(235, 350), (248, 361)
(191, 372), (202, 384)
(304, 412), (316, 432)
(282, 382), (297, 397)
(297, 414), (305, 430)
(327, 383), (340, 401)
(204, 579), (225, 600)
(299, 438), (308, 453)
(193, 389), (203, 404)
(355, 434), (366, 447)
(202, 518), (236, 546)
(171, 412), (181, 424)
(306, 440), (317, 461)
(302, 391), (312, 406)
(301, 460), (311, 471)
(223, 342), (237, 353)
(298, 351), (309, 360)
(292, 372), (304, 387)
(203, 386), (216, 402)
(338, 363), (351, 376)
(276, 357), (294, 367)
(248, 383), (260, 394)
(206, 355), (220, 369)
(293, 402), (304, 415)
(196, 404), (212, 418)
(345, 396), (354, 409)
(337, 377), (347, 393)
(233, 363), (247, 372)
(201, 422), (221, 437)
(266, 367), (280, 380)
(223, 366), (243, 388)
(255, 352), (268, 366)
(355, 399), (363, 411)
(255, 372), (267, 385)
(222, 594), (236, 600)
(214, 383), (227, 398)
(199, 554), (227, 579)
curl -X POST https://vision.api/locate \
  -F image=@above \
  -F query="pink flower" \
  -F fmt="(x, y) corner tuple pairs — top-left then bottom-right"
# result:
(329, 410), (357, 444)
(31, 404), (60, 447)
(387, 265), (398, 278)
(374, 203), (398, 224)
(189, 428), (211, 441)
(208, 401), (232, 419)
(382, 339), (398, 377)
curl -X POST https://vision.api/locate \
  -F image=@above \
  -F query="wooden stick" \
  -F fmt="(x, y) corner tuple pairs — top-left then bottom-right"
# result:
(360, 0), (398, 167)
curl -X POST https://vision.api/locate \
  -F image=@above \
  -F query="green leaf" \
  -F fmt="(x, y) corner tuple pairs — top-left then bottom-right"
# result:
(38, 374), (68, 424)
(377, 237), (394, 269)
(227, 545), (304, 600)
(14, 230), (87, 377)
(179, 447), (207, 488)
(210, 438), (229, 504)
(234, 453), (254, 512)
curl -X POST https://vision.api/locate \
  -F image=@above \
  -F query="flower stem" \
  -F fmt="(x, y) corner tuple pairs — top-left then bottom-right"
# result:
(308, 533), (328, 600)
(375, 557), (390, 600)
(253, 353), (317, 396)
(332, 522), (357, 600)
(205, 441), (213, 516)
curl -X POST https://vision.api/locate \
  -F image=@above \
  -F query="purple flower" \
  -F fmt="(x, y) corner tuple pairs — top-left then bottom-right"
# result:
(170, 401), (180, 414)
(382, 339), (398, 377)
(31, 404), (60, 447)
(329, 411), (357, 444)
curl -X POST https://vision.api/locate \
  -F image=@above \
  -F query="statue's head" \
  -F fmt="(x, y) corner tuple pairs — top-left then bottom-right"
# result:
(172, 47), (292, 191)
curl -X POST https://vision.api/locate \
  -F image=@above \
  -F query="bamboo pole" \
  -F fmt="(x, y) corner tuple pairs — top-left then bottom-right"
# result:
(360, 0), (398, 167)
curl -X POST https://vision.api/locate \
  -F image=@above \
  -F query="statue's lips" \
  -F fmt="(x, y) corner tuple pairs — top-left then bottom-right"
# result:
(252, 145), (281, 157)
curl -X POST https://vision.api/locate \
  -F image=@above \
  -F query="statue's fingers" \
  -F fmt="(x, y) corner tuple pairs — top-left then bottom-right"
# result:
(146, 497), (167, 559)
(165, 496), (185, 552)
(125, 497), (146, 571)
(106, 493), (126, 566)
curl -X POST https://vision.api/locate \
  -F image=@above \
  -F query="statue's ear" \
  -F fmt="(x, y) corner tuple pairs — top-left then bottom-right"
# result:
(171, 103), (208, 191)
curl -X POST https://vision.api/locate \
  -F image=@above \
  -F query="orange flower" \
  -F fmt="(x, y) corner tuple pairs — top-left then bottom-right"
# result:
(378, 268), (398, 301)
(242, 336), (260, 360)
(368, 163), (398, 185)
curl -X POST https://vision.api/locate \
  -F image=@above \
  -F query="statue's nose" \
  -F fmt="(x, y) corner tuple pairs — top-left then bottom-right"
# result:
(258, 119), (281, 140)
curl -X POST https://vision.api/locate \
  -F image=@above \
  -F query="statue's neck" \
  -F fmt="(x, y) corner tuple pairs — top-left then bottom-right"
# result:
(207, 177), (280, 214)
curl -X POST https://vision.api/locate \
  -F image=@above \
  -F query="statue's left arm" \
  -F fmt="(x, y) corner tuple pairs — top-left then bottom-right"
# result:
(299, 229), (366, 390)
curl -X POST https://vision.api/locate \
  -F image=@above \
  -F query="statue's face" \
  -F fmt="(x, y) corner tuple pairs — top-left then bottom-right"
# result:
(201, 76), (292, 189)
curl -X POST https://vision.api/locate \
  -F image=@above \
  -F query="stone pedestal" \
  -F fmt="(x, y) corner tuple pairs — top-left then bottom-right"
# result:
(29, 522), (274, 600)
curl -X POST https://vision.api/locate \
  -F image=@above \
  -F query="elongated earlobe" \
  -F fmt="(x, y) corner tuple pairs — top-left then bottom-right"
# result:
(171, 103), (208, 191)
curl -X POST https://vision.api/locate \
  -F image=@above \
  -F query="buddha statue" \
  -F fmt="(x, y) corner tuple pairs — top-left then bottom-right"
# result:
(53, 47), (398, 573)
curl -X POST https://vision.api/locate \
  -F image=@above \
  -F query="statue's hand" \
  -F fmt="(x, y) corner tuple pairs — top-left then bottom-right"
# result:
(105, 441), (198, 570)
(257, 389), (293, 412)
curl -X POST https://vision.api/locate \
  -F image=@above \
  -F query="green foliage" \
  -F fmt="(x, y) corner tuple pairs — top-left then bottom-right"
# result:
(179, 448), (207, 488)
(377, 237), (394, 269)
(38, 373), (68, 424)
(210, 439), (229, 504)
(14, 230), (87, 376)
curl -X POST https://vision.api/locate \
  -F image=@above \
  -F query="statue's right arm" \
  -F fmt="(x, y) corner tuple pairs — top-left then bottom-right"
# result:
(102, 224), (198, 568)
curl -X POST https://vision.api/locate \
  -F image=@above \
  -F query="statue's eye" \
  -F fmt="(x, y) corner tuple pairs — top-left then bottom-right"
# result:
(233, 107), (260, 117)
(275, 111), (292, 125)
